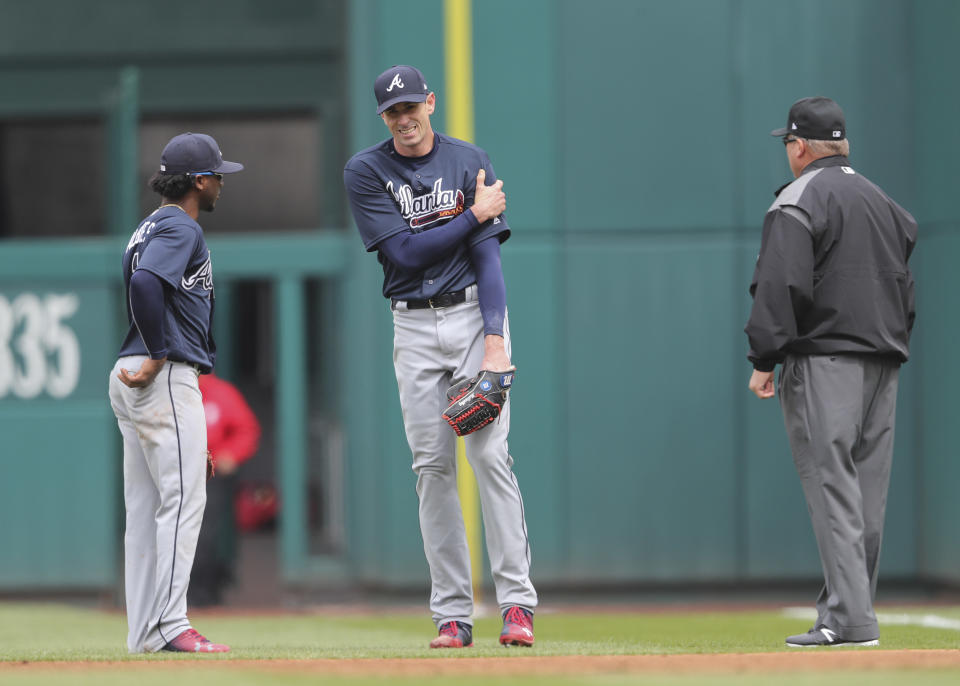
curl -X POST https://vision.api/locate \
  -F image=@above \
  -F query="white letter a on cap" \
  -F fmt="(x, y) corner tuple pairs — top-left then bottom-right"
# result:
(387, 74), (404, 92)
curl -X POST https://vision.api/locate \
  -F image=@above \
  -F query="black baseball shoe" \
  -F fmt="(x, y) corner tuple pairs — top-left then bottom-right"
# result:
(786, 626), (879, 647)
(429, 620), (474, 648)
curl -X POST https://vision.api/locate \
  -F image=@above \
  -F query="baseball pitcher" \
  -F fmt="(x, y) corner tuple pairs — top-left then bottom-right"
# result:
(343, 65), (537, 648)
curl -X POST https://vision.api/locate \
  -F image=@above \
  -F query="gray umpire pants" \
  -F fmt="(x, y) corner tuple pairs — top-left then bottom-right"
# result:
(392, 288), (537, 627)
(779, 354), (900, 642)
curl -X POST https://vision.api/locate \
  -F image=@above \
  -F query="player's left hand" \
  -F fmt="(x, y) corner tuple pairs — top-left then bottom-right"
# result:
(206, 450), (216, 481)
(480, 334), (514, 373)
(748, 369), (775, 399)
(119, 357), (167, 388)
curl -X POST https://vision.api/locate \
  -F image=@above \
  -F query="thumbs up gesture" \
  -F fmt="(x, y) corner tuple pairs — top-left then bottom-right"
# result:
(470, 168), (505, 224)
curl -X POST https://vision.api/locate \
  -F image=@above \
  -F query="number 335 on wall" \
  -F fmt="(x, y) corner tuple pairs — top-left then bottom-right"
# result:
(0, 293), (80, 399)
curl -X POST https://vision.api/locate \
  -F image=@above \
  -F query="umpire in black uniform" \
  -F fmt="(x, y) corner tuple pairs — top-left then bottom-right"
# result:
(745, 97), (917, 647)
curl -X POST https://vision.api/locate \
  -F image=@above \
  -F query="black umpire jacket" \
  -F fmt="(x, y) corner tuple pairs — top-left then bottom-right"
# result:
(745, 155), (917, 372)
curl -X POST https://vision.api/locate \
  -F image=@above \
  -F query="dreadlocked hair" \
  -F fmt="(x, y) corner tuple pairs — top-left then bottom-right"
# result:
(148, 171), (195, 200)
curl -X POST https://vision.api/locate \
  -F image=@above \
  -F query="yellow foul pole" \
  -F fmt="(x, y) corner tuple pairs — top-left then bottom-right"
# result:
(444, 0), (483, 607)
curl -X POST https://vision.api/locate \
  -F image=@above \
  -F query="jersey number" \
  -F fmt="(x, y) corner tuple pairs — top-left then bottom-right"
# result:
(0, 293), (81, 399)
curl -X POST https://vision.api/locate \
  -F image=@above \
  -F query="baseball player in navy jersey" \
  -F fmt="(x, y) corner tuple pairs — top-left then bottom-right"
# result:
(344, 65), (537, 648)
(108, 133), (242, 653)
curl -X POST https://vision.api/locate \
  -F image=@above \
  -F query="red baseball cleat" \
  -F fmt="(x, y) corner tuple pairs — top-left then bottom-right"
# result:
(162, 628), (230, 653)
(429, 620), (474, 648)
(499, 606), (534, 647)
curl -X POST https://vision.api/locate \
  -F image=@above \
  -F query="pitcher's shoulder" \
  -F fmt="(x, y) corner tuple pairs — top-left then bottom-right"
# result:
(435, 132), (487, 157)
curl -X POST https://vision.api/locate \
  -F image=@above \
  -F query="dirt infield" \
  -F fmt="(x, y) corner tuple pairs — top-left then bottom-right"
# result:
(4, 650), (960, 676)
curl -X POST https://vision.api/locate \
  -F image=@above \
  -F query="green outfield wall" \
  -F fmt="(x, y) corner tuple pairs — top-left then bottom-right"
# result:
(1, 0), (957, 592)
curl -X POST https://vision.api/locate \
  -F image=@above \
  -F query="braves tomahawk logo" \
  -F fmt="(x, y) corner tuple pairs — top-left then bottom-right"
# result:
(387, 178), (465, 229)
(182, 252), (214, 292)
(386, 73), (404, 92)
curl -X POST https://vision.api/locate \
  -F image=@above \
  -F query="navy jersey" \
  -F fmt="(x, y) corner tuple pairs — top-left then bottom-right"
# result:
(344, 132), (510, 300)
(117, 206), (216, 371)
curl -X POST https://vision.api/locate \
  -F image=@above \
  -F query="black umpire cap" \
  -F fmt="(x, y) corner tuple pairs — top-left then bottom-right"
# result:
(771, 96), (846, 141)
(374, 65), (430, 114)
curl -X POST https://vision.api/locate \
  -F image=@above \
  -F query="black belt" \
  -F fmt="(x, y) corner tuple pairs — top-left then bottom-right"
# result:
(171, 359), (202, 372)
(393, 287), (468, 310)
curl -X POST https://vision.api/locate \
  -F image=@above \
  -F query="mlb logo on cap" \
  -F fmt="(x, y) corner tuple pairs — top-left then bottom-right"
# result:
(771, 96), (846, 141)
(374, 65), (430, 114)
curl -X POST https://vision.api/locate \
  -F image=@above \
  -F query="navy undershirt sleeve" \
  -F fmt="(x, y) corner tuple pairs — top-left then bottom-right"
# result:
(376, 210), (480, 271)
(128, 269), (168, 359)
(469, 236), (506, 337)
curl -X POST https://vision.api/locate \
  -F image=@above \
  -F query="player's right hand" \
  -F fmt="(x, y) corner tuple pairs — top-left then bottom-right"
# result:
(470, 168), (505, 224)
(119, 357), (167, 388)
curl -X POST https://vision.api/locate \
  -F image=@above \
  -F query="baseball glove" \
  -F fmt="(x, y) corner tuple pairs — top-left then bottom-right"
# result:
(442, 369), (515, 436)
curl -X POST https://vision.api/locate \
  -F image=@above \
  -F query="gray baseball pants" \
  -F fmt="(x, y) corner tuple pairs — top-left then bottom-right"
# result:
(392, 287), (537, 626)
(779, 354), (900, 642)
(108, 356), (207, 653)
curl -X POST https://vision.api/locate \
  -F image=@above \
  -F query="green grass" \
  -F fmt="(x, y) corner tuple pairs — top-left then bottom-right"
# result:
(2, 603), (957, 660)
(1, 602), (958, 685)
(4, 672), (960, 686)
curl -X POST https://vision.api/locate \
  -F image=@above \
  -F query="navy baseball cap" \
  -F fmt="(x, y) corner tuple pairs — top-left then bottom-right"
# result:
(374, 65), (430, 114)
(771, 96), (846, 141)
(159, 133), (244, 175)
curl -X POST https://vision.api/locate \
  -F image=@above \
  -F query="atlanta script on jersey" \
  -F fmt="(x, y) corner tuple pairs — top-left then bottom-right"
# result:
(387, 178), (465, 229)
